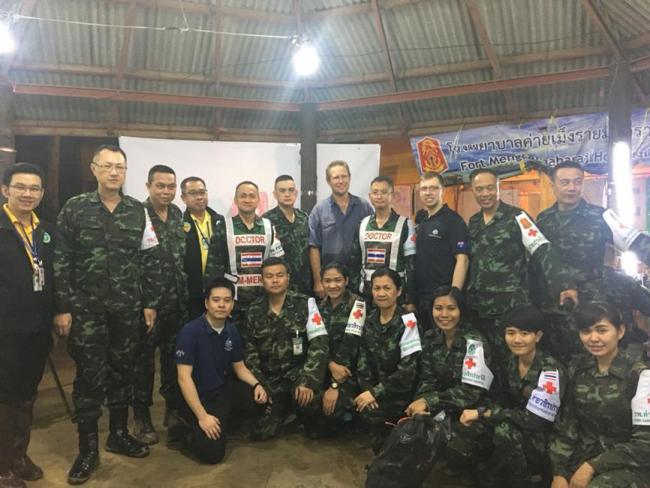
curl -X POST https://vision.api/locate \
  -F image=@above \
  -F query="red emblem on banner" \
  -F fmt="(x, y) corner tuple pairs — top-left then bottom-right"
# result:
(416, 137), (449, 174)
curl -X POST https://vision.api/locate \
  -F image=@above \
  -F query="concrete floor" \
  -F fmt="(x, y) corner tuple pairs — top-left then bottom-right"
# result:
(28, 339), (466, 488)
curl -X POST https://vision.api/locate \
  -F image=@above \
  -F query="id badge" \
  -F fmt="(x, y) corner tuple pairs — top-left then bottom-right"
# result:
(292, 333), (303, 356)
(33, 267), (44, 292)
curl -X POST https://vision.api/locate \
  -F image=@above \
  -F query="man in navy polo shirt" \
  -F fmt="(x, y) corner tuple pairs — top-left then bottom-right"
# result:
(174, 277), (268, 464)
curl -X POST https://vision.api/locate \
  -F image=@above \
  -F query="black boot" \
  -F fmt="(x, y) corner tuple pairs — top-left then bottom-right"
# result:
(67, 423), (99, 486)
(12, 399), (43, 481)
(132, 405), (158, 446)
(105, 408), (149, 458)
(0, 402), (25, 488)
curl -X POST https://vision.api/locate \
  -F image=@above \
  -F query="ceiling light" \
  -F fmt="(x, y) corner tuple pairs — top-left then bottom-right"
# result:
(293, 41), (320, 77)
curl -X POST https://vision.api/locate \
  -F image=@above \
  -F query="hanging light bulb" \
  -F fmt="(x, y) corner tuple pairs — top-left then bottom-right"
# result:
(0, 21), (15, 54)
(292, 39), (320, 77)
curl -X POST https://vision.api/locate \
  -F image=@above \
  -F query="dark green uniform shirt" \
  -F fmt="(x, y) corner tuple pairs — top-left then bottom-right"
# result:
(262, 206), (311, 295)
(244, 290), (329, 392)
(356, 307), (420, 401)
(54, 191), (161, 313)
(145, 200), (188, 315)
(550, 351), (650, 478)
(320, 290), (363, 372)
(416, 323), (490, 413)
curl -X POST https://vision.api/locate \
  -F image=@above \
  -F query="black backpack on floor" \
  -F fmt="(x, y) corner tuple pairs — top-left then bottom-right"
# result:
(365, 413), (450, 488)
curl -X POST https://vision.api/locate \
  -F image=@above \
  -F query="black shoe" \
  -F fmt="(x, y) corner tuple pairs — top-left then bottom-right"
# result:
(132, 405), (159, 446)
(67, 430), (99, 485)
(106, 408), (149, 458)
(106, 430), (149, 458)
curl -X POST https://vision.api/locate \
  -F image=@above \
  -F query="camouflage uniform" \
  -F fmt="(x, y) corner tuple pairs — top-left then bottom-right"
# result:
(467, 201), (569, 362)
(133, 200), (188, 411)
(204, 214), (283, 332)
(315, 291), (364, 421)
(352, 307), (420, 452)
(549, 352), (650, 487)
(54, 192), (161, 423)
(349, 210), (416, 304)
(243, 291), (329, 440)
(415, 324), (493, 473)
(481, 350), (567, 486)
(262, 206), (311, 296)
(631, 233), (650, 266)
(533, 199), (612, 356)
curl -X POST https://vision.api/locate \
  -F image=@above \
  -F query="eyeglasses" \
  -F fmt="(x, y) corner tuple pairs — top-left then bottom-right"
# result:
(183, 190), (208, 197)
(9, 184), (43, 194)
(93, 163), (127, 173)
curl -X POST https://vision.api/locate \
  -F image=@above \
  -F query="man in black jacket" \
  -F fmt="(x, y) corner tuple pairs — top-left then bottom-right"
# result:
(0, 163), (54, 487)
(181, 176), (225, 320)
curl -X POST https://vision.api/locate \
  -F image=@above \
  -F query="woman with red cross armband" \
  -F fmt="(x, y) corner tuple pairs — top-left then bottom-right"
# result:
(405, 285), (494, 485)
(459, 305), (567, 488)
(549, 302), (650, 488)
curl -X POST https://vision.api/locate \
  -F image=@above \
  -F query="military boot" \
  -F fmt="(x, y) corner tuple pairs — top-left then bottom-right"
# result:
(67, 422), (99, 485)
(12, 399), (43, 481)
(132, 405), (158, 445)
(105, 408), (149, 458)
(0, 402), (25, 488)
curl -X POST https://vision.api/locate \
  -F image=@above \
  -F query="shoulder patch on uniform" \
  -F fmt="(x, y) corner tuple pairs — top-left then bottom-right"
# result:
(345, 300), (366, 337)
(183, 222), (192, 233)
(526, 369), (561, 422)
(399, 313), (421, 358)
(461, 339), (493, 390)
(305, 297), (328, 341)
(42, 231), (51, 244)
(632, 369), (650, 426)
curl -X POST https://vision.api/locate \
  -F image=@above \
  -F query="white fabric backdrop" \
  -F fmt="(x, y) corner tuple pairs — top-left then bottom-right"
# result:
(119, 137), (380, 214)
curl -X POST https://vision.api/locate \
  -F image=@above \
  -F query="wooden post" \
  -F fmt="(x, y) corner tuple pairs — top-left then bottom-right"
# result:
(607, 59), (632, 208)
(0, 85), (15, 203)
(300, 102), (318, 211)
(45, 136), (61, 219)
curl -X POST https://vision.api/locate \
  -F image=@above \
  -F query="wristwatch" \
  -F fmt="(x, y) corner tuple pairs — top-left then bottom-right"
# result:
(330, 382), (339, 390)
(477, 406), (487, 418)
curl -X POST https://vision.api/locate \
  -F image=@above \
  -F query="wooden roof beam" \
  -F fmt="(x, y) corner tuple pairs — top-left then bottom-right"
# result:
(11, 84), (301, 112)
(114, 1), (139, 90)
(316, 66), (610, 111)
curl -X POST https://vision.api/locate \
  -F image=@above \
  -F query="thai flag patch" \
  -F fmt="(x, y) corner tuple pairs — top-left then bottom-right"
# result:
(366, 248), (386, 264)
(240, 252), (263, 268)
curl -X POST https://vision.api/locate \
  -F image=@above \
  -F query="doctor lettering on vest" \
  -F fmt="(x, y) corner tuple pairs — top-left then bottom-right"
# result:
(350, 176), (416, 312)
(204, 181), (284, 332)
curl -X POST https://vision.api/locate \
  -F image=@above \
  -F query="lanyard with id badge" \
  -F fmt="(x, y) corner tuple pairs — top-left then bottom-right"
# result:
(16, 217), (45, 292)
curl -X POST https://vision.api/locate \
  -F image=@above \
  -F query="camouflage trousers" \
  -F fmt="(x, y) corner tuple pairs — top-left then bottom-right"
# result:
(588, 469), (650, 488)
(248, 380), (321, 441)
(132, 309), (185, 409)
(477, 420), (550, 487)
(67, 310), (141, 423)
(311, 380), (360, 424)
(444, 417), (493, 479)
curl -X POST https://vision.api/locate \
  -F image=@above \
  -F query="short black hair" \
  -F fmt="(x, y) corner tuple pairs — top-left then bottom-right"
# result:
(180, 176), (206, 192)
(370, 267), (402, 289)
(573, 302), (624, 331)
(204, 277), (235, 300)
(148, 164), (176, 183)
(370, 175), (394, 191)
(320, 262), (349, 279)
(235, 180), (259, 193)
(469, 168), (498, 184)
(420, 171), (445, 188)
(551, 160), (584, 181)
(274, 175), (294, 186)
(505, 304), (545, 332)
(93, 144), (127, 164)
(261, 256), (288, 273)
(2, 163), (45, 187)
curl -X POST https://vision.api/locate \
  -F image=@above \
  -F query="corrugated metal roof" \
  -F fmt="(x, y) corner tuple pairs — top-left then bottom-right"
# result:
(3, 0), (648, 138)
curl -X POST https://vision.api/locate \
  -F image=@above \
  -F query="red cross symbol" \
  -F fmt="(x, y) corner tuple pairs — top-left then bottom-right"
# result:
(528, 228), (538, 237)
(465, 358), (476, 369)
(353, 309), (363, 320)
(543, 381), (557, 395)
(311, 313), (322, 325)
(406, 319), (416, 328)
